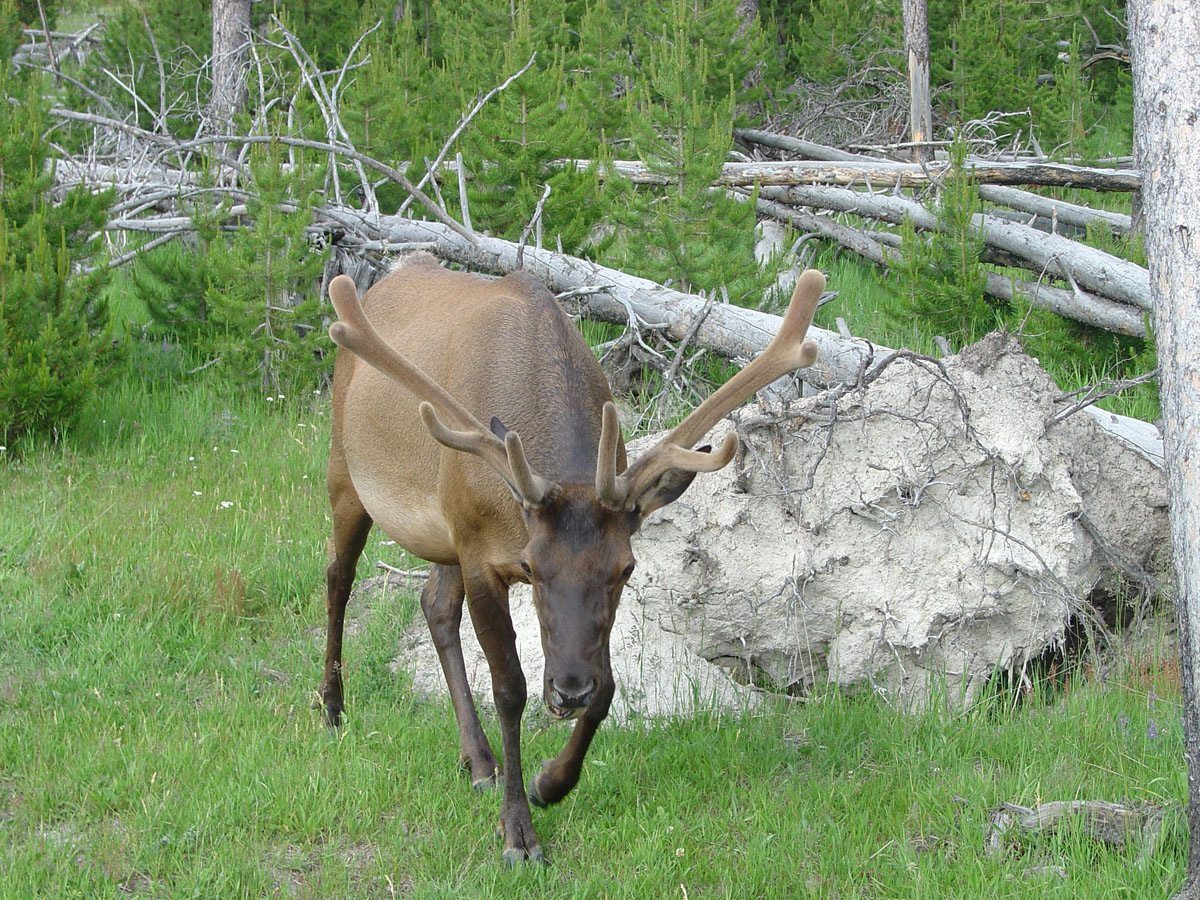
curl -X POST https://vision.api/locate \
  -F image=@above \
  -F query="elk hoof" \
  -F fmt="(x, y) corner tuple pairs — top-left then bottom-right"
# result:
(496, 818), (547, 866)
(528, 760), (565, 808)
(528, 772), (549, 809)
(316, 686), (344, 729)
(502, 845), (546, 866)
(472, 772), (502, 792)
(463, 756), (502, 792)
(319, 701), (343, 730)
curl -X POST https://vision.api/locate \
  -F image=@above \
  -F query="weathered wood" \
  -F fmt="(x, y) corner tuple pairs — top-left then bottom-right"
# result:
(979, 213), (1149, 310)
(318, 209), (875, 387)
(210, 0), (251, 132)
(981, 271), (1147, 337)
(570, 157), (1142, 191)
(979, 184), (1131, 234)
(984, 206), (1086, 238)
(732, 129), (874, 162)
(755, 195), (1148, 337)
(902, 0), (934, 164)
(985, 799), (1173, 867)
(759, 184), (1152, 310)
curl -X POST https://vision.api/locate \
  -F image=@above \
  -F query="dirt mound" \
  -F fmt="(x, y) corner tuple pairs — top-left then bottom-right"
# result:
(396, 333), (1167, 714)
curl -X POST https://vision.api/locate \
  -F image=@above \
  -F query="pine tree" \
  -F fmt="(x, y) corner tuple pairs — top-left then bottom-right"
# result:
(601, 0), (771, 305)
(0, 72), (116, 447)
(137, 143), (330, 394)
(341, 10), (460, 213)
(568, 0), (636, 140)
(889, 140), (991, 346)
(463, 1), (605, 250)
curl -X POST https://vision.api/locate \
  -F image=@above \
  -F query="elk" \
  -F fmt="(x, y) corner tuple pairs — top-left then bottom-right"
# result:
(319, 252), (823, 864)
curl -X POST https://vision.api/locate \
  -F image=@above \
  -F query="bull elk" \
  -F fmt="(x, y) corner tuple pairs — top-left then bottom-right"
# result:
(319, 252), (823, 864)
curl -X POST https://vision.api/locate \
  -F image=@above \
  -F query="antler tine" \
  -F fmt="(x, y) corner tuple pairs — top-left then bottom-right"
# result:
(329, 275), (554, 507)
(616, 269), (825, 506)
(595, 402), (624, 507)
(622, 432), (739, 505)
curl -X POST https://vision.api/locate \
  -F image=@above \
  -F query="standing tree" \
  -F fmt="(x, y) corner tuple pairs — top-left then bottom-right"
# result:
(1128, 2), (1200, 897)
(902, 0), (933, 163)
(210, 0), (251, 132)
(0, 69), (116, 447)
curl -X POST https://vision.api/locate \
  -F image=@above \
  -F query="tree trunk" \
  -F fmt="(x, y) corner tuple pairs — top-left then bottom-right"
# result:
(1128, 2), (1200, 897)
(210, 0), (252, 133)
(902, 0), (934, 164)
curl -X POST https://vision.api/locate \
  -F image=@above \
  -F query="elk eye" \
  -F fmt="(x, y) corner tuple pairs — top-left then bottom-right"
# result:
(620, 562), (635, 581)
(519, 560), (533, 578)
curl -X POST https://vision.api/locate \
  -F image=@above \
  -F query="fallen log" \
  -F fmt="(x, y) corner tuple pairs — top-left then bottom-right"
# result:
(985, 799), (1174, 869)
(317, 208), (875, 385)
(758, 184), (1152, 311)
(565, 157), (1141, 192)
(755, 197), (1148, 338)
(984, 206), (1087, 238)
(733, 128), (875, 162)
(979, 184), (1132, 235)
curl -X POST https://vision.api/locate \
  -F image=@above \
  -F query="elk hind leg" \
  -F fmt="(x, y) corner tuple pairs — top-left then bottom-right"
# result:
(421, 564), (501, 789)
(319, 478), (373, 728)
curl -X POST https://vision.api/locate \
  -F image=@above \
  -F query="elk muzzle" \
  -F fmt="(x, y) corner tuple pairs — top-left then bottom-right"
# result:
(545, 674), (597, 719)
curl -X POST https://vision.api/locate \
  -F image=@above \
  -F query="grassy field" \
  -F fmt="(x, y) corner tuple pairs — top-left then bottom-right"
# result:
(0, 356), (1185, 899)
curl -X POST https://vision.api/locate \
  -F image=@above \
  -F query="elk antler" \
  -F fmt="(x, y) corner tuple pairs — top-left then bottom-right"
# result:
(597, 269), (824, 510)
(328, 275), (553, 507)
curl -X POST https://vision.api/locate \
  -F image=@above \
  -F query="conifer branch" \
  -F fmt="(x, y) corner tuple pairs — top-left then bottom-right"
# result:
(398, 50), (537, 218)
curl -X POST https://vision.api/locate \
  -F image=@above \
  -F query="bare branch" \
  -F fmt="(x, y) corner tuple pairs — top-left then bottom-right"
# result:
(1049, 369), (1160, 425)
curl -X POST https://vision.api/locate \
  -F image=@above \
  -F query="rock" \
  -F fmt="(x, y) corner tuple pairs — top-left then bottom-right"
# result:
(394, 332), (1167, 714)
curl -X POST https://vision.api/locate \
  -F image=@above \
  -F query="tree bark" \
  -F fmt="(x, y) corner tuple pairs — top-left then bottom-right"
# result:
(210, 0), (252, 133)
(1129, 2), (1200, 897)
(902, 0), (934, 164)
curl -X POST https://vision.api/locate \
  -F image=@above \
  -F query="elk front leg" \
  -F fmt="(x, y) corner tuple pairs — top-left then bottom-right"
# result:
(465, 571), (545, 865)
(529, 666), (614, 808)
(319, 472), (374, 727)
(420, 564), (500, 789)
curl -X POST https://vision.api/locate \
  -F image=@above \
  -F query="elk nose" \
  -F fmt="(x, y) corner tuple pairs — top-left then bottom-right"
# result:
(548, 677), (596, 711)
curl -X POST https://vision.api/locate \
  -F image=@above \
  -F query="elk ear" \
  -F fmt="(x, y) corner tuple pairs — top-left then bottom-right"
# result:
(629, 444), (712, 527)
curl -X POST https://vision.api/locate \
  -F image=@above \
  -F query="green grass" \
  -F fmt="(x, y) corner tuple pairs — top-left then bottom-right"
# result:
(0, 367), (1185, 898)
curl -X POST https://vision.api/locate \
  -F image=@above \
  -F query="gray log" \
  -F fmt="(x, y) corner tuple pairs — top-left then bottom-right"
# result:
(761, 184), (1151, 310)
(756, 195), (1148, 337)
(573, 157), (1142, 191)
(979, 184), (1132, 234)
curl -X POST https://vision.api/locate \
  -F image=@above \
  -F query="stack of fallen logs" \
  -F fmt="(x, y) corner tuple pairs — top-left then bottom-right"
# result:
(734, 130), (1148, 339)
(564, 130), (1147, 338)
